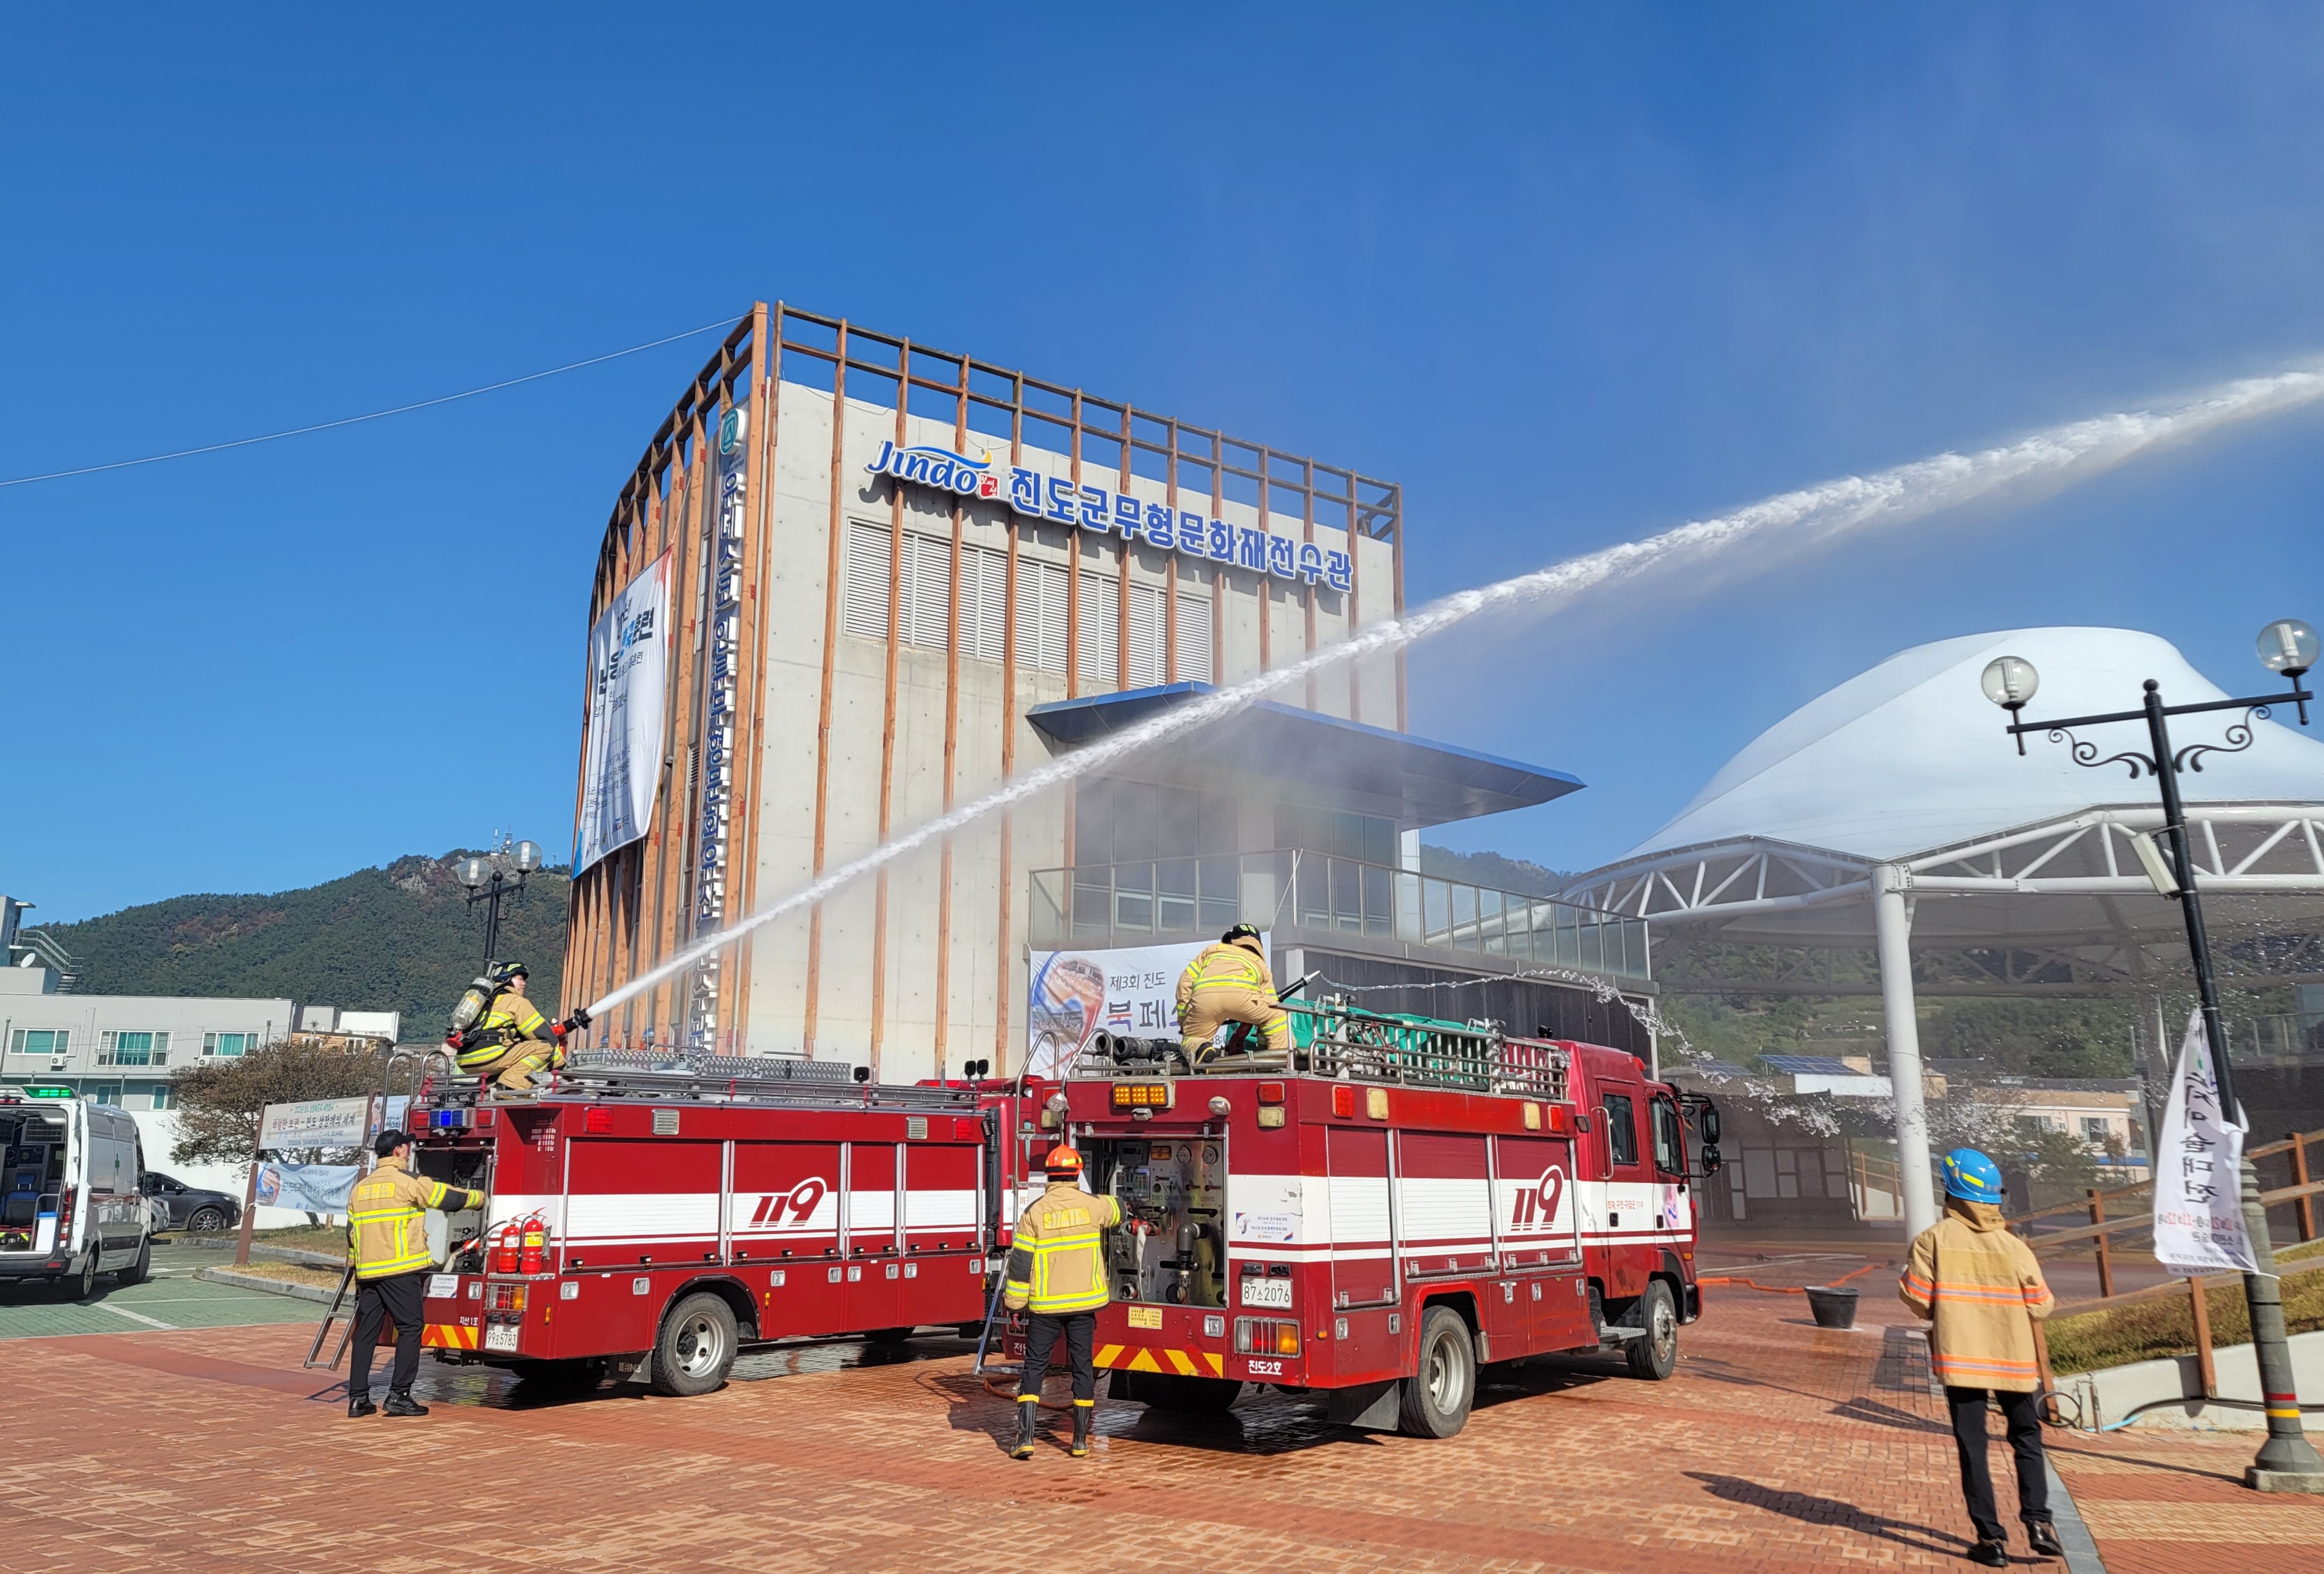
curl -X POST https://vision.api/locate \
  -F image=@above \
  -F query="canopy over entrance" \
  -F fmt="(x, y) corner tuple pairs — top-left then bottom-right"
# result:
(1562, 627), (2324, 1237)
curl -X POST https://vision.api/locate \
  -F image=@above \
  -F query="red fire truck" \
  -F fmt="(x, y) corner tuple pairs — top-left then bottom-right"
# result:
(390, 1052), (1053, 1395)
(1009, 1000), (1721, 1438)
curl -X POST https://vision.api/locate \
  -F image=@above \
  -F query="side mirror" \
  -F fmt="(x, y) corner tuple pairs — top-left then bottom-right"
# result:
(1699, 1144), (1722, 1178)
(1700, 1107), (1721, 1145)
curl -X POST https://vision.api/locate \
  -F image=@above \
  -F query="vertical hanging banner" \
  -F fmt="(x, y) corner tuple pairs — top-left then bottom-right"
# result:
(689, 402), (749, 1050)
(576, 550), (672, 873)
(2152, 1007), (2256, 1275)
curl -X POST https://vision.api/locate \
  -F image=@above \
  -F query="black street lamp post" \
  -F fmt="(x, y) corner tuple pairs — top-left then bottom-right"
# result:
(456, 838), (544, 969)
(1984, 620), (2323, 1491)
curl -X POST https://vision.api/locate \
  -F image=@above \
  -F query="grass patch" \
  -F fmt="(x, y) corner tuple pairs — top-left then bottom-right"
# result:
(216, 1259), (346, 1291)
(2046, 1245), (2324, 1376)
(250, 1224), (350, 1255)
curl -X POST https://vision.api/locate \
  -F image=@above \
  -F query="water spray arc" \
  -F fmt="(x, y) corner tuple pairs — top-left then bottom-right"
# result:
(585, 363), (2324, 1025)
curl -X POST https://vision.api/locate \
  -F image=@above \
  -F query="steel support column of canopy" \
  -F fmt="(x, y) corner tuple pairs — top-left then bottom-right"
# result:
(1873, 862), (1939, 1240)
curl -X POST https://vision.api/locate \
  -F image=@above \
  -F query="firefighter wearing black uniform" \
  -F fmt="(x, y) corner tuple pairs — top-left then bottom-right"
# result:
(1004, 1145), (1120, 1460)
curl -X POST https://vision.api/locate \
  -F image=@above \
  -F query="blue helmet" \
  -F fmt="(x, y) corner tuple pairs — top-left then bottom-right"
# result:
(1942, 1148), (2004, 1203)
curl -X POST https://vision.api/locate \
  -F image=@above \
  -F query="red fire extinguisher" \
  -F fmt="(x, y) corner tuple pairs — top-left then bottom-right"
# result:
(491, 1219), (521, 1275)
(518, 1213), (547, 1276)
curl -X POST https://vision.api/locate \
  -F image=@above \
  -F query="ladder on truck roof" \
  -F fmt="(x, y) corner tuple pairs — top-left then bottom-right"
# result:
(1081, 997), (1570, 1103)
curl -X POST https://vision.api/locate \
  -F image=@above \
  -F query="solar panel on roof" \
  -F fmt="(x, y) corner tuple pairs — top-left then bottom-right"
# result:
(1759, 1054), (1863, 1075)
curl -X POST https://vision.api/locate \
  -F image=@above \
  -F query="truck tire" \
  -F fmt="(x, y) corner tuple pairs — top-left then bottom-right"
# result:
(59, 1244), (98, 1301)
(115, 1235), (152, 1287)
(650, 1293), (739, 1397)
(1625, 1280), (1679, 1381)
(1399, 1307), (1475, 1438)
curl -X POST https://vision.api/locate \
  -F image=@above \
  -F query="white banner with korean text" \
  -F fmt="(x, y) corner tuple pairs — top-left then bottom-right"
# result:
(1026, 939), (1214, 1079)
(575, 551), (672, 873)
(2152, 1008), (2256, 1276)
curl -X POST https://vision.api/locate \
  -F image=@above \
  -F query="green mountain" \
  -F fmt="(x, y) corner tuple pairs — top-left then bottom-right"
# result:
(43, 853), (571, 1038)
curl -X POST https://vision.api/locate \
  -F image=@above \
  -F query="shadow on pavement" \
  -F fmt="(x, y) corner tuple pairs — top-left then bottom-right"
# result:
(1684, 1472), (1971, 1559)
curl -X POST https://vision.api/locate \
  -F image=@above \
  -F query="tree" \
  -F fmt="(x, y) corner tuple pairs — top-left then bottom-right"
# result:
(170, 1036), (384, 1169)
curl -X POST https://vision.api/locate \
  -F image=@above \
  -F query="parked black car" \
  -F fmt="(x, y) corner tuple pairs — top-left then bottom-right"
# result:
(140, 1172), (241, 1233)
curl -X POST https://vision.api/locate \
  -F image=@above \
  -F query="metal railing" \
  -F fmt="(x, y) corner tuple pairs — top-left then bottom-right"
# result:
(1029, 849), (1650, 981)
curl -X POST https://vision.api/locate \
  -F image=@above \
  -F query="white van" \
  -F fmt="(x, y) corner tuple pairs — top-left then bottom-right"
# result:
(1, 1087), (154, 1296)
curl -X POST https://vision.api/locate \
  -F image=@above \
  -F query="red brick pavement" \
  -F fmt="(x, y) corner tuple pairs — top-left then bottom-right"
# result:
(5, 1265), (2318, 1573)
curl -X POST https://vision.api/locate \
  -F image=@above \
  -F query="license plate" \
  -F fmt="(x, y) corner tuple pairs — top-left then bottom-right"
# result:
(483, 1323), (519, 1353)
(1240, 1276), (1293, 1309)
(426, 1274), (458, 1300)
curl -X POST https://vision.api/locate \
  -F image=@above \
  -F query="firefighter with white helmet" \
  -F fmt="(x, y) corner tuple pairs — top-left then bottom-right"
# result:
(1176, 923), (1289, 1060)
(446, 962), (590, 1094)
(1003, 1144), (1120, 1460)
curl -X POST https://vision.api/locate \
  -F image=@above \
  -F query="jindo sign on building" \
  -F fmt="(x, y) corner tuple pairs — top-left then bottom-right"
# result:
(867, 440), (1355, 591)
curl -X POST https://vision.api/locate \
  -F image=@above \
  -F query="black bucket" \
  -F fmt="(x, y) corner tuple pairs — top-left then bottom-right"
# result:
(1804, 1286), (1859, 1330)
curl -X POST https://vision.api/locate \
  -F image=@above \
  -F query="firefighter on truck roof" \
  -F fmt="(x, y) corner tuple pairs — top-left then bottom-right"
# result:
(1176, 923), (1289, 1060)
(347, 1129), (487, 1419)
(447, 961), (591, 1093)
(1004, 1144), (1121, 1460)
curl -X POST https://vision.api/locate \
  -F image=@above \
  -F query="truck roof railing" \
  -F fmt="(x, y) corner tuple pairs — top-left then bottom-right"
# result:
(410, 1050), (986, 1117)
(1074, 997), (1570, 1103)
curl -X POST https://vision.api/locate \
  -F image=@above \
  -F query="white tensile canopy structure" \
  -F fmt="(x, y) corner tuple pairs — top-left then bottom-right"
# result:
(1561, 626), (2324, 1238)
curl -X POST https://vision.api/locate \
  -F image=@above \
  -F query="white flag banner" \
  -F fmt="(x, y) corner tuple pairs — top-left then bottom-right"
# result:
(2152, 1007), (2256, 1276)
(576, 551), (671, 873)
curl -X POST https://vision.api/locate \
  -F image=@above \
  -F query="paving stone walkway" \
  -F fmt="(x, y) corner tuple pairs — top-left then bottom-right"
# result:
(4, 1249), (2317, 1572)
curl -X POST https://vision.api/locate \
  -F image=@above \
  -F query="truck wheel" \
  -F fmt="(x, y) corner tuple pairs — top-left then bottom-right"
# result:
(1147, 1375), (1241, 1414)
(115, 1236), (152, 1287)
(650, 1293), (739, 1397)
(1625, 1280), (1679, 1381)
(1399, 1307), (1475, 1438)
(512, 1356), (608, 1393)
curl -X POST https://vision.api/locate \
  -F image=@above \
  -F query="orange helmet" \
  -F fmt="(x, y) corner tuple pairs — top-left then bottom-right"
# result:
(1043, 1144), (1083, 1174)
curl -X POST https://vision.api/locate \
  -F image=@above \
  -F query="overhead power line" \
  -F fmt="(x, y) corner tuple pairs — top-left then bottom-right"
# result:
(0, 316), (734, 489)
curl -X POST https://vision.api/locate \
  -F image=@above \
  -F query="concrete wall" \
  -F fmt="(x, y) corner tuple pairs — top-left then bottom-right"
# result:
(2057, 1327), (2324, 1433)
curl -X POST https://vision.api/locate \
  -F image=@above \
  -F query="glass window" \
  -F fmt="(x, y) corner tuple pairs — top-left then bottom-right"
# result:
(8, 1028), (70, 1058)
(150, 1085), (174, 1111)
(102, 1032), (156, 1066)
(203, 1032), (256, 1057)
(1652, 1099), (1684, 1174)
(1602, 1092), (1638, 1166)
(2080, 1116), (2109, 1144)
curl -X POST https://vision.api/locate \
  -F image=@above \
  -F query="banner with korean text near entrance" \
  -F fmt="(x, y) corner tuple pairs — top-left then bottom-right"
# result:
(1026, 937), (1270, 1078)
(575, 550), (672, 873)
(2152, 1008), (2256, 1275)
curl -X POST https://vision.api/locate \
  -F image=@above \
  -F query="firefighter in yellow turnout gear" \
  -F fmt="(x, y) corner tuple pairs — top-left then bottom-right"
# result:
(449, 962), (590, 1093)
(346, 1129), (487, 1418)
(1004, 1145), (1122, 1459)
(1177, 923), (1289, 1060)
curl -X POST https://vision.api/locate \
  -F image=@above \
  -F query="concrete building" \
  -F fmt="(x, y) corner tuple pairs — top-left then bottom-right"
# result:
(563, 306), (1655, 1075)
(0, 962), (293, 1110)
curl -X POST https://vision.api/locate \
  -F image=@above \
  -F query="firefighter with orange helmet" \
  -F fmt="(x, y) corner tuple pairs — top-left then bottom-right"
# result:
(1176, 923), (1289, 1060)
(1003, 1144), (1120, 1460)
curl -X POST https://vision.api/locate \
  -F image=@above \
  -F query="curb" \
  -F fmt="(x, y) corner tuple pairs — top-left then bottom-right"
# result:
(194, 1267), (340, 1305)
(2044, 1458), (2109, 1574)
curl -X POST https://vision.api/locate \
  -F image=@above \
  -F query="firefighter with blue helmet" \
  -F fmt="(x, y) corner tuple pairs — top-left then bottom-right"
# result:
(1901, 1147), (2063, 1565)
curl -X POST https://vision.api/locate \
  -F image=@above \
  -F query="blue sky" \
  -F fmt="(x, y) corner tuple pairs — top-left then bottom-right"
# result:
(7, 5), (2324, 920)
